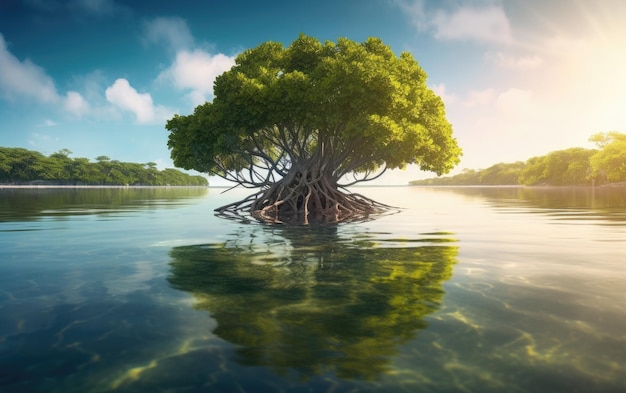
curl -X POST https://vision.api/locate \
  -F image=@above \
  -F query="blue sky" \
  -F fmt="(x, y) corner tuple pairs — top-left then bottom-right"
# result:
(1, 0), (625, 185)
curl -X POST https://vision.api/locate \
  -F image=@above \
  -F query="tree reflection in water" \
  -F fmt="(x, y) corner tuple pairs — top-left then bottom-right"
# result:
(168, 225), (458, 380)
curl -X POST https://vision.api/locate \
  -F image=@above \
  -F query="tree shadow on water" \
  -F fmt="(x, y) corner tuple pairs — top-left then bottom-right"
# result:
(167, 225), (459, 381)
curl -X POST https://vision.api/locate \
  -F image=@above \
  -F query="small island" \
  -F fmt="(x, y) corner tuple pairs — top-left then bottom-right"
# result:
(0, 147), (208, 187)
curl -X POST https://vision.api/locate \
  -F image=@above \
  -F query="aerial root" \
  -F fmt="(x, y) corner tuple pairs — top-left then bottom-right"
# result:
(214, 180), (396, 225)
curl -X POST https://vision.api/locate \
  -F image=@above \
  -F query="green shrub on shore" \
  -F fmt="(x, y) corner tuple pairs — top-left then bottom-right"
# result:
(0, 147), (208, 186)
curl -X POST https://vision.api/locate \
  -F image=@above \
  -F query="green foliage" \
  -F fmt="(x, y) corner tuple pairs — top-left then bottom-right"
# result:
(411, 132), (626, 186)
(518, 148), (596, 186)
(589, 131), (626, 183)
(167, 34), (461, 186)
(0, 147), (208, 186)
(410, 161), (525, 185)
(588, 131), (626, 148)
(0, 148), (49, 181)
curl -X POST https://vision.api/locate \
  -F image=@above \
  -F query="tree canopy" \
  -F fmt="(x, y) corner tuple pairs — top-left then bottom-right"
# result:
(410, 131), (626, 186)
(0, 147), (207, 186)
(167, 34), (461, 223)
(518, 147), (596, 186)
(589, 131), (626, 183)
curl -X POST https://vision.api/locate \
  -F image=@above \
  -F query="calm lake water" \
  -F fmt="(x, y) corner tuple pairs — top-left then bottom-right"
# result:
(0, 186), (624, 393)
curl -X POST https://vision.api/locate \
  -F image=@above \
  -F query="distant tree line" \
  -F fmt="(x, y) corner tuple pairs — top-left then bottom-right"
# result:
(0, 147), (208, 186)
(410, 132), (626, 186)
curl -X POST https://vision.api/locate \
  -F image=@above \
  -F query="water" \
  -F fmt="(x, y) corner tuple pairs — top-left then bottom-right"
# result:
(0, 186), (624, 393)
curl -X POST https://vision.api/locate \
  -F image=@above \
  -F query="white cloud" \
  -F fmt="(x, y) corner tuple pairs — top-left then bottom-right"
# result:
(64, 91), (91, 116)
(144, 16), (236, 105)
(105, 79), (153, 122)
(0, 33), (97, 119)
(395, 0), (513, 45)
(430, 83), (458, 105)
(186, 90), (209, 107)
(394, 0), (427, 32)
(143, 16), (194, 52)
(494, 88), (535, 114)
(463, 87), (538, 133)
(486, 51), (543, 68)
(463, 88), (496, 108)
(433, 84), (599, 174)
(44, 120), (58, 127)
(28, 132), (57, 147)
(431, 5), (513, 44)
(1, 25), (179, 124)
(0, 34), (59, 103)
(159, 49), (236, 105)
(105, 78), (173, 124)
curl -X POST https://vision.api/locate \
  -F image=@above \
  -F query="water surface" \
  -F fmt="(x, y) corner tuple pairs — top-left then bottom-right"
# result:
(0, 186), (624, 392)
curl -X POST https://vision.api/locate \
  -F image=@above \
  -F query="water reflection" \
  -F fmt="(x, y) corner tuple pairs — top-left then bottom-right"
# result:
(0, 187), (208, 222)
(1, 186), (623, 392)
(167, 225), (458, 380)
(423, 186), (626, 224)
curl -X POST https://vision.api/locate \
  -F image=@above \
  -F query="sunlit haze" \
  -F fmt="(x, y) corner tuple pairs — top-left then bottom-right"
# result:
(1, 0), (624, 185)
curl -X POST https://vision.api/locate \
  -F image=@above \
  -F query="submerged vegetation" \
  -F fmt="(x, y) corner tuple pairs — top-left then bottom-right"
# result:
(410, 131), (626, 186)
(0, 147), (207, 186)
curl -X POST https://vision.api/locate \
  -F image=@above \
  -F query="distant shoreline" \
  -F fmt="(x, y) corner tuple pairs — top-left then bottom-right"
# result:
(0, 184), (209, 189)
(408, 183), (626, 188)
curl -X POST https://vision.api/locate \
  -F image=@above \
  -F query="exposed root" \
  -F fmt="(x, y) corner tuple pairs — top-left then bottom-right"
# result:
(214, 175), (396, 225)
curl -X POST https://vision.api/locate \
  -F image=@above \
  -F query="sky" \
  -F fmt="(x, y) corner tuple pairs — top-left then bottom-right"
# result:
(1, 0), (625, 185)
